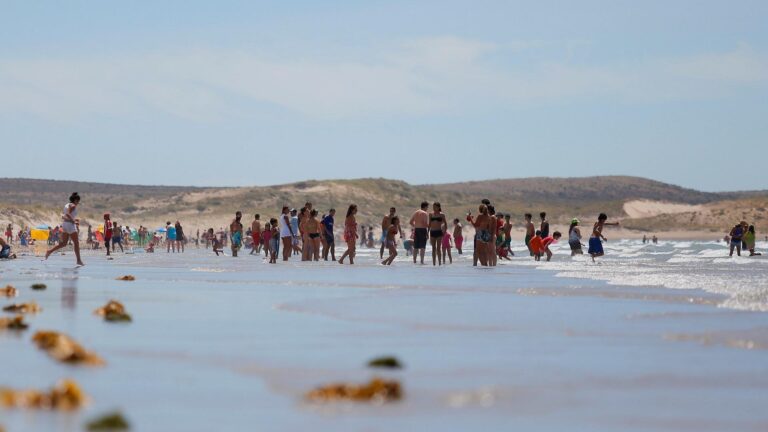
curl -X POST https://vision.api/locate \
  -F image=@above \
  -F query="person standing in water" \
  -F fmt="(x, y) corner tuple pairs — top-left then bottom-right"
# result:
(381, 216), (399, 265)
(467, 204), (493, 266)
(321, 209), (336, 261)
(453, 219), (463, 255)
(428, 202), (447, 266)
(175, 221), (185, 253)
(409, 202), (430, 264)
(279, 206), (295, 261)
(502, 214), (514, 257)
(728, 222), (745, 257)
(524, 213), (535, 256)
(250, 214), (262, 255)
(103, 213), (113, 256)
(568, 218), (583, 255)
(45, 192), (84, 266)
(305, 209), (322, 261)
(539, 212), (550, 238)
(338, 204), (358, 265)
(111, 221), (124, 253)
(230, 211), (244, 257)
(588, 213), (620, 262)
(379, 207), (402, 259)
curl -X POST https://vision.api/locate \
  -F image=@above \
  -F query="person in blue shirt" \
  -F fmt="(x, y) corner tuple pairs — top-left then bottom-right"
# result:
(321, 209), (336, 261)
(166, 221), (177, 253)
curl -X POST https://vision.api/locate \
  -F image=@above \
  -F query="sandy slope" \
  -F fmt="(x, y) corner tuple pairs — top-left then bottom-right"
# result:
(622, 200), (703, 219)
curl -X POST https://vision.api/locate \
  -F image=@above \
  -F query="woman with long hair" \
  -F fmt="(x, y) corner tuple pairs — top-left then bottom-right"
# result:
(468, 204), (492, 266)
(338, 204), (358, 265)
(428, 202), (447, 266)
(45, 192), (84, 266)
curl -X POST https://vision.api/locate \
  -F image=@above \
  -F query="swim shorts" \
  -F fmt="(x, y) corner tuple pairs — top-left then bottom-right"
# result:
(414, 228), (428, 249)
(588, 237), (603, 255)
(0, 245), (10, 259)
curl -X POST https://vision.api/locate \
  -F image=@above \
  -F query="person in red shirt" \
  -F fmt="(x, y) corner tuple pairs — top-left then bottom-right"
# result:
(103, 213), (113, 256)
(541, 231), (562, 262)
(529, 230), (543, 261)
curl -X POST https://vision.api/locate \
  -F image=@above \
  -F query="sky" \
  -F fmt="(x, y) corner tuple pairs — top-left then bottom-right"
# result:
(1, 0), (767, 191)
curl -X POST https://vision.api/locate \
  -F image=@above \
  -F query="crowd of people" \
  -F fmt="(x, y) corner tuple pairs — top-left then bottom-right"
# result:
(1, 192), (763, 266)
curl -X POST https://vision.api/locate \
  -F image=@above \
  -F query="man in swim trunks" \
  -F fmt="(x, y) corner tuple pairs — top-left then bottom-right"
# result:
(524, 213), (535, 256)
(503, 214), (514, 256)
(250, 214), (262, 255)
(230, 211), (244, 257)
(321, 209), (336, 261)
(379, 207), (403, 259)
(409, 201), (430, 264)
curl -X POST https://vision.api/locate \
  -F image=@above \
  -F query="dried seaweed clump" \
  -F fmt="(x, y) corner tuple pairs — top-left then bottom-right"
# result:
(1, 285), (18, 297)
(116, 275), (135, 281)
(31, 283), (47, 290)
(0, 316), (28, 331)
(32, 331), (105, 366)
(94, 300), (132, 322)
(3, 302), (42, 314)
(367, 356), (403, 369)
(306, 378), (402, 403)
(86, 411), (130, 431)
(0, 379), (87, 410)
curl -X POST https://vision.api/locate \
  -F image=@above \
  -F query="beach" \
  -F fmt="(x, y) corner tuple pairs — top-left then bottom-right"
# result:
(2, 241), (768, 431)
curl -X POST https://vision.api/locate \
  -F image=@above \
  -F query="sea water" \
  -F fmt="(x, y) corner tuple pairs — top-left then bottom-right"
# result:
(1, 241), (767, 432)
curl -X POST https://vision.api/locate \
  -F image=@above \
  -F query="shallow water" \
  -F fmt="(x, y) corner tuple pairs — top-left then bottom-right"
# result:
(1, 242), (768, 432)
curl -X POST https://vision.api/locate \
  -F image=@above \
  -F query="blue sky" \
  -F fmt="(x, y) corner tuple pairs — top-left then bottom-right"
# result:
(1, 0), (767, 191)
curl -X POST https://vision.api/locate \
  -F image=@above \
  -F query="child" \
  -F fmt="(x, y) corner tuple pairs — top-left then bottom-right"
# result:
(262, 222), (272, 259)
(503, 214), (514, 257)
(403, 230), (414, 256)
(529, 230), (543, 261)
(540, 231), (562, 261)
(589, 213), (620, 262)
(745, 225), (762, 256)
(145, 242), (155, 253)
(441, 230), (453, 264)
(209, 228), (224, 256)
(381, 217), (399, 265)
(269, 219), (280, 263)
(453, 219), (463, 255)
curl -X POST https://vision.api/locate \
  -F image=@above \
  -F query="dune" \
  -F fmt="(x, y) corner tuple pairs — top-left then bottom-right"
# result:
(622, 200), (703, 219)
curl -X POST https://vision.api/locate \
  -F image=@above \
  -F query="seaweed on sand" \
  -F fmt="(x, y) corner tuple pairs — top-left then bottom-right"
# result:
(367, 356), (403, 369)
(94, 300), (132, 322)
(0, 315), (28, 331)
(0, 285), (18, 297)
(3, 302), (42, 314)
(31, 283), (47, 290)
(86, 412), (130, 431)
(306, 378), (402, 403)
(116, 275), (135, 281)
(0, 379), (87, 410)
(31, 331), (105, 366)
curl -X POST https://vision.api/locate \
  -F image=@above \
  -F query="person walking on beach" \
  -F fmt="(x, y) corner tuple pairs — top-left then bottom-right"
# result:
(524, 213), (535, 256)
(208, 228), (224, 256)
(175, 221), (185, 253)
(279, 206), (295, 261)
(379, 208), (402, 259)
(338, 204), (358, 265)
(166, 221), (176, 253)
(568, 219), (583, 255)
(728, 222), (745, 257)
(429, 202), (447, 266)
(5, 224), (12, 244)
(381, 216), (399, 265)
(410, 202), (430, 264)
(250, 214), (262, 255)
(453, 219), (463, 255)
(360, 225), (367, 248)
(588, 213), (620, 262)
(230, 211), (244, 257)
(45, 192), (84, 266)
(111, 221), (124, 253)
(321, 209), (336, 261)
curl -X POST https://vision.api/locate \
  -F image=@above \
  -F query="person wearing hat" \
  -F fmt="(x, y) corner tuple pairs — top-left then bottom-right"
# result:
(568, 218), (583, 256)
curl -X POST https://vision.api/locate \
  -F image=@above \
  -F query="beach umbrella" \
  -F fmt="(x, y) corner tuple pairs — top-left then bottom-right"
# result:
(35, 224), (50, 230)
(156, 227), (167, 233)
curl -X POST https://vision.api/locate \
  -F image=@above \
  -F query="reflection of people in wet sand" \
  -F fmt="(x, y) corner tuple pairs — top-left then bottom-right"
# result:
(45, 192), (84, 266)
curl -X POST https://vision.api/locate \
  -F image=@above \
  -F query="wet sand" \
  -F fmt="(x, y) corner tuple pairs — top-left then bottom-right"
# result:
(1, 246), (767, 431)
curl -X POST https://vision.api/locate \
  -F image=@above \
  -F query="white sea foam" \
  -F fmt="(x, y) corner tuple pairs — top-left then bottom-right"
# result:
(510, 240), (768, 312)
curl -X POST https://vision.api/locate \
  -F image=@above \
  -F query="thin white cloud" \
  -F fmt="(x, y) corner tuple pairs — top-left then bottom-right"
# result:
(0, 38), (766, 122)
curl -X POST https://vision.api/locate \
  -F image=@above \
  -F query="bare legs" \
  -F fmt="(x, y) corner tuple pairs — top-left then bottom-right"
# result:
(282, 237), (292, 261)
(338, 240), (356, 264)
(430, 236), (443, 266)
(45, 233), (84, 266)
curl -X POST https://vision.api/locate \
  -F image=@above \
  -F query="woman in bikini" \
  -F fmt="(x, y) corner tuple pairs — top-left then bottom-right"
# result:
(45, 192), (84, 266)
(338, 204), (358, 265)
(305, 209), (322, 261)
(467, 204), (492, 266)
(428, 202), (448, 266)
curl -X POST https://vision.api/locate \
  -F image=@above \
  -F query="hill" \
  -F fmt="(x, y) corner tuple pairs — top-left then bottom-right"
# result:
(1, 176), (766, 235)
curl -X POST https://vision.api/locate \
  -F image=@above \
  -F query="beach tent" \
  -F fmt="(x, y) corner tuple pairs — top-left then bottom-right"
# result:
(30, 225), (50, 241)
